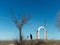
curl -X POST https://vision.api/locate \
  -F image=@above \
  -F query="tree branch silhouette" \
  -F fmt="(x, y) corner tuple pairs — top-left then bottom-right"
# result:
(10, 9), (30, 45)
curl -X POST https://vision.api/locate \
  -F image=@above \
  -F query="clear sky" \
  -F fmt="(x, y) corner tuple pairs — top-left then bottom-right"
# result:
(0, 0), (60, 40)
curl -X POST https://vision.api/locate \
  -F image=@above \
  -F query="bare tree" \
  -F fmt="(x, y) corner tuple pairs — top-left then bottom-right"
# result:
(56, 11), (60, 28)
(10, 9), (30, 45)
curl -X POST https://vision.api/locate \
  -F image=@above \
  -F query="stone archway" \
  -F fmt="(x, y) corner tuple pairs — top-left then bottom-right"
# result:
(36, 26), (47, 40)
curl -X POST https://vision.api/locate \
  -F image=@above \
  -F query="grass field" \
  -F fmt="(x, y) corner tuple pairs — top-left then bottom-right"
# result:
(22, 40), (60, 45)
(0, 40), (60, 45)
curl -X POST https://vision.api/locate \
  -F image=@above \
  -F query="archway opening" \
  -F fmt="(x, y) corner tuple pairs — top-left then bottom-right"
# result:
(40, 29), (44, 40)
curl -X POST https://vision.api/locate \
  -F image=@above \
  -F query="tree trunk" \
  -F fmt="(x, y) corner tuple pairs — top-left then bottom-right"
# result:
(19, 28), (22, 45)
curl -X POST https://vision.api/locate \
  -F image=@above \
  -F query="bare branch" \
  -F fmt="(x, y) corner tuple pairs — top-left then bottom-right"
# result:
(21, 15), (30, 25)
(10, 9), (18, 24)
(56, 11), (60, 27)
(10, 9), (30, 45)
(56, 11), (60, 31)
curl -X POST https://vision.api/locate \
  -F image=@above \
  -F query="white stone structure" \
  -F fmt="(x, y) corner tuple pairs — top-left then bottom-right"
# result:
(36, 26), (47, 40)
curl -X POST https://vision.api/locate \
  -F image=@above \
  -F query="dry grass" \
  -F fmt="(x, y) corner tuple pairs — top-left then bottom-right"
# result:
(0, 40), (60, 45)
(22, 40), (60, 45)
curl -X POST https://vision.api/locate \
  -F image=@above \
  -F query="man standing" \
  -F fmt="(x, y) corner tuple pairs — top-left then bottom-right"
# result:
(30, 33), (33, 40)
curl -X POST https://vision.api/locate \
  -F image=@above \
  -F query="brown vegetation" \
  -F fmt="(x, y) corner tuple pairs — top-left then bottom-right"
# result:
(0, 40), (60, 45)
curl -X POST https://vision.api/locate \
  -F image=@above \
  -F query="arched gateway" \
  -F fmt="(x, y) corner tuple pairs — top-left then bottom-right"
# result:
(36, 26), (47, 40)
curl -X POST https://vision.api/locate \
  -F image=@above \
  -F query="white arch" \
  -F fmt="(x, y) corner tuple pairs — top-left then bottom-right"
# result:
(38, 26), (46, 31)
(37, 26), (47, 40)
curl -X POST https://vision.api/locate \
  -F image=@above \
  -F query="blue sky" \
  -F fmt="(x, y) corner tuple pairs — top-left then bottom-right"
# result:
(0, 0), (60, 40)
